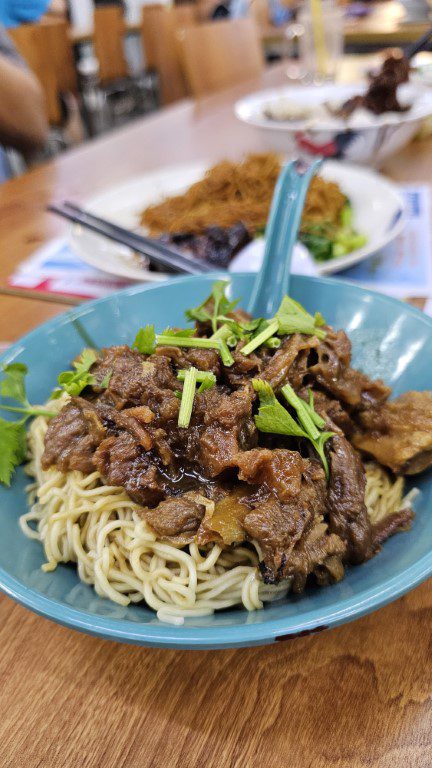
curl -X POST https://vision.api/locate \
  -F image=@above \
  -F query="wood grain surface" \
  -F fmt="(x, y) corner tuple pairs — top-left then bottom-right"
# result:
(0, 55), (432, 768)
(0, 584), (431, 768)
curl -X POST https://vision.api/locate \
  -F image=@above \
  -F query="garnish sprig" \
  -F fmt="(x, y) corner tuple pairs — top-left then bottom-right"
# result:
(185, 280), (239, 334)
(0, 363), (57, 486)
(252, 379), (334, 478)
(54, 349), (98, 398)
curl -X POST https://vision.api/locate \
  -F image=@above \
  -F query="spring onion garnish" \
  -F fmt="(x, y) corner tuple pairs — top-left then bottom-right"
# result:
(177, 368), (217, 427)
(132, 324), (156, 355)
(177, 367), (198, 428)
(156, 333), (234, 367)
(177, 369), (216, 393)
(240, 319), (279, 356)
(252, 379), (334, 478)
(0, 363), (56, 486)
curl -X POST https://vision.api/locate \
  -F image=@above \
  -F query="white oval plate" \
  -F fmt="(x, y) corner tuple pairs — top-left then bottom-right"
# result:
(70, 160), (406, 279)
(234, 82), (432, 133)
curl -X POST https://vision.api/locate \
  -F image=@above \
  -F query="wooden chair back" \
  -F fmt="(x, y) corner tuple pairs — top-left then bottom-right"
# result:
(141, 4), (197, 105)
(178, 17), (264, 98)
(93, 5), (128, 84)
(9, 19), (77, 125)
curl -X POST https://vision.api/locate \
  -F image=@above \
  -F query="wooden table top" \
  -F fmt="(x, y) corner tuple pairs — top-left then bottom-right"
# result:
(1, 58), (432, 767)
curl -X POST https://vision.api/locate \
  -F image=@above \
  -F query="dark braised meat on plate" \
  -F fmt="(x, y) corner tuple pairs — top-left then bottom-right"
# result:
(331, 51), (411, 119)
(42, 285), (428, 590)
(159, 222), (251, 268)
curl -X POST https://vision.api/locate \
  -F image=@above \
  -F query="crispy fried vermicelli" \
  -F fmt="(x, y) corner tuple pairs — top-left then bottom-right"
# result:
(141, 153), (347, 236)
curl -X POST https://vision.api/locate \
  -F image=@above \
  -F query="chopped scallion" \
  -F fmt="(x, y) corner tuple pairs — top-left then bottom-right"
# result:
(156, 334), (234, 367)
(241, 319), (279, 356)
(178, 367), (198, 428)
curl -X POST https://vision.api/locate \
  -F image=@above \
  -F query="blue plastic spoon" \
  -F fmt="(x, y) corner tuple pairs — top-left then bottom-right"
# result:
(247, 157), (323, 318)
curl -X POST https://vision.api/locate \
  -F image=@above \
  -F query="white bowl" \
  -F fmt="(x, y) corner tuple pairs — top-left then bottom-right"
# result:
(235, 82), (432, 166)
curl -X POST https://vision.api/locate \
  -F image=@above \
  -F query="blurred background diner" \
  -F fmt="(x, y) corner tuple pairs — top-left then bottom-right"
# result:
(1, 0), (432, 304)
(0, 0), (432, 175)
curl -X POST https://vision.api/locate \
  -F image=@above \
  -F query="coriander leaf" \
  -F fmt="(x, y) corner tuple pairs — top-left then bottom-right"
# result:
(311, 431), (334, 480)
(57, 348), (97, 397)
(100, 370), (113, 389)
(252, 379), (306, 438)
(132, 325), (156, 355)
(0, 363), (29, 405)
(275, 296), (326, 340)
(185, 306), (212, 324)
(253, 380), (334, 479)
(162, 327), (196, 338)
(185, 281), (239, 334)
(281, 383), (321, 440)
(0, 418), (27, 486)
(211, 281), (238, 331)
(75, 348), (97, 375)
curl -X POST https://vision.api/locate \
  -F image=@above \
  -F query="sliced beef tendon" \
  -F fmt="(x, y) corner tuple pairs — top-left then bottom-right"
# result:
(352, 391), (432, 475)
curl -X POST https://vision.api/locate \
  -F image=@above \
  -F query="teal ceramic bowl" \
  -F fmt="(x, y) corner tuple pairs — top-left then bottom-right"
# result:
(1, 274), (432, 649)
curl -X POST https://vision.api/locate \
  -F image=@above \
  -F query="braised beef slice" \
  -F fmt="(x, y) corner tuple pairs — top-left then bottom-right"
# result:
(370, 506), (414, 553)
(93, 433), (164, 506)
(242, 458), (345, 585)
(95, 401), (154, 450)
(327, 433), (371, 563)
(154, 345), (221, 377)
(41, 398), (105, 473)
(91, 346), (149, 406)
(352, 391), (432, 475)
(261, 334), (319, 391)
(303, 389), (355, 437)
(285, 520), (346, 593)
(223, 346), (262, 390)
(307, 329), (390, 411)
(236, 448), (305, 502)
(143, 496), (205, 537)
(193, 386), (257, 476)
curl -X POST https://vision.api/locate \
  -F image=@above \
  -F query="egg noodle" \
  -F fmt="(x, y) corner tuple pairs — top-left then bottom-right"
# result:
(20, 403), (410, 624)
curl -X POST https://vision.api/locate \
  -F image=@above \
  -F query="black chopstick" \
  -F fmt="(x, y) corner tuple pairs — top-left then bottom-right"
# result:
(48, 202), (214, 275)
(405, 26), (432, 60)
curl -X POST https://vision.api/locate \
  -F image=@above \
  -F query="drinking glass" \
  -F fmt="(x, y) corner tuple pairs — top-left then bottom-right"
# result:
(288, 0), (344, 83)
